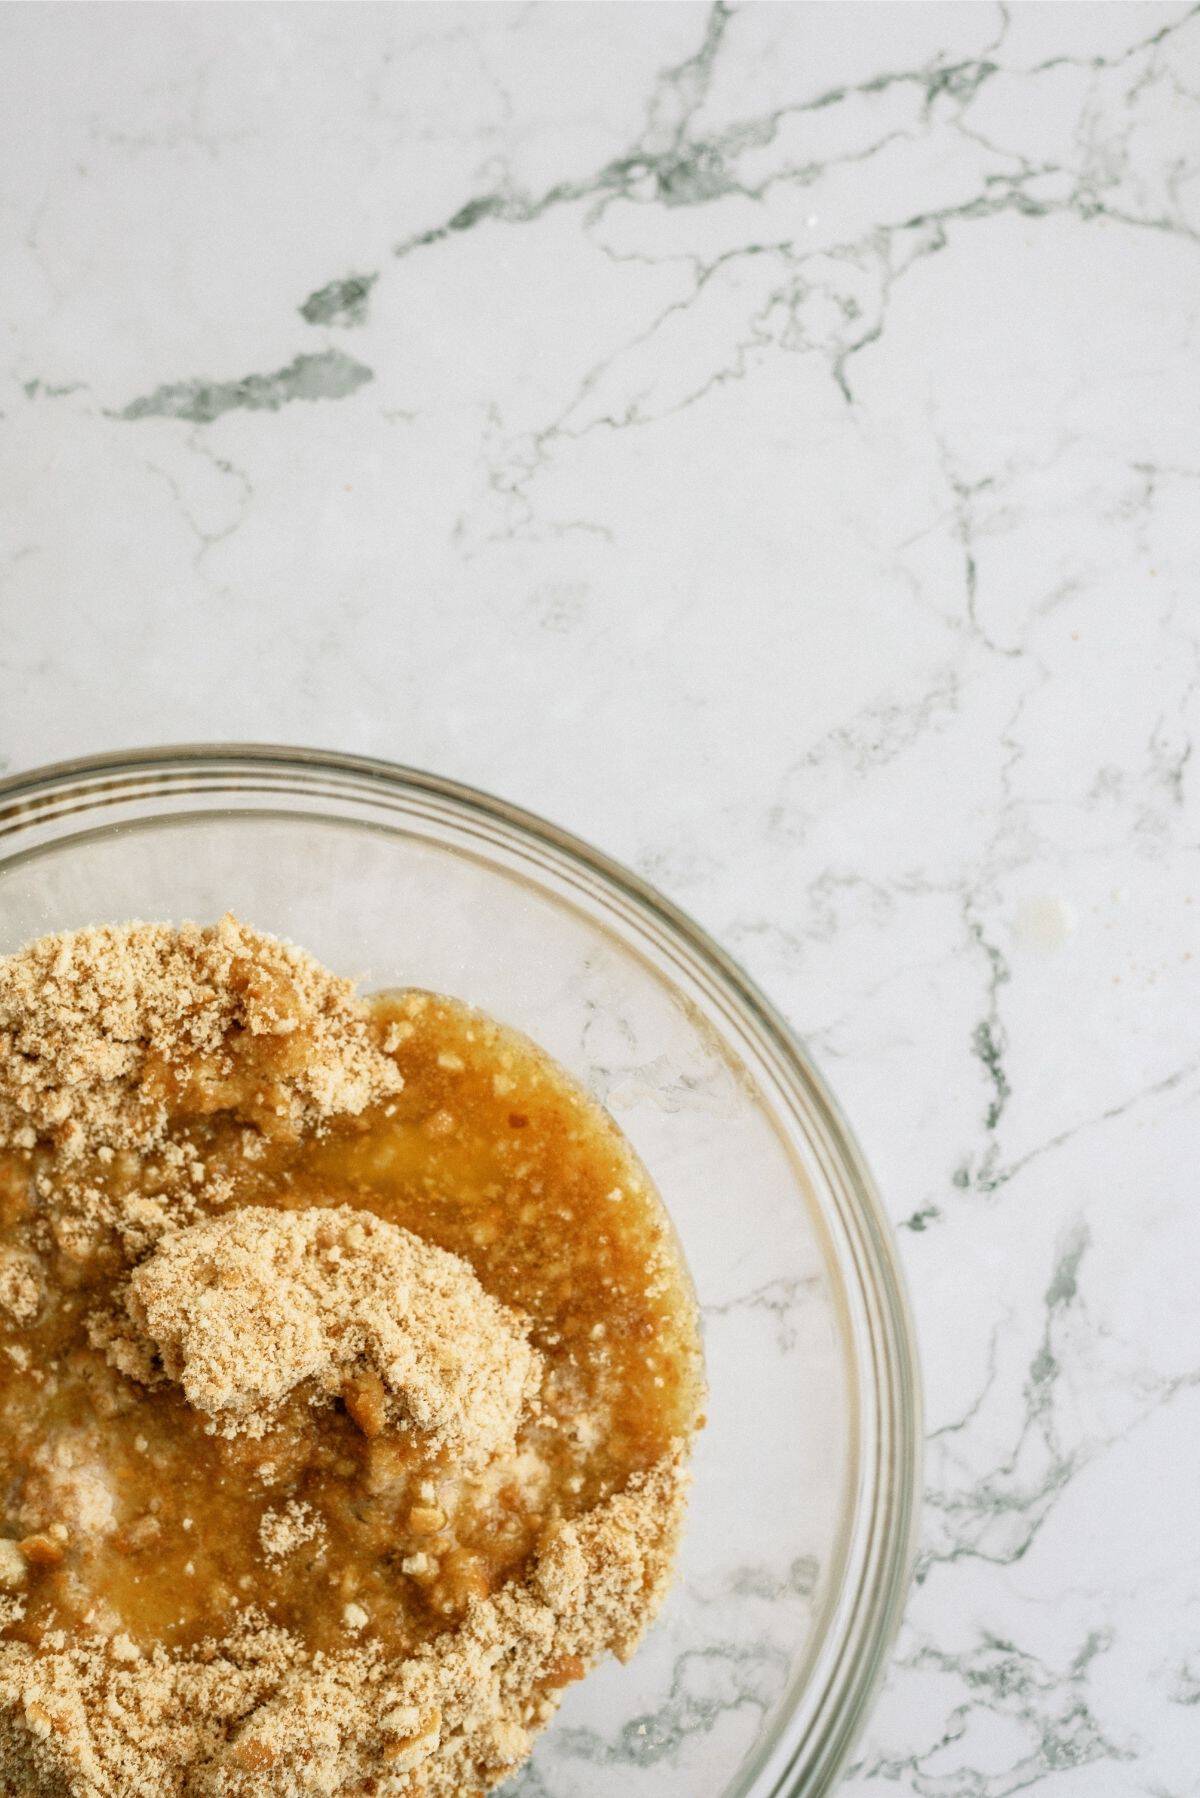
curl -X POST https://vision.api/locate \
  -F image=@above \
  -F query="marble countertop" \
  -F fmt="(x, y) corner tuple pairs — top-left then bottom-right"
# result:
(2, 4), (1198, 1793)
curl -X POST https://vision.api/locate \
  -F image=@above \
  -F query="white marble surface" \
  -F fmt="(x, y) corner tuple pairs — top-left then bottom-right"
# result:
(2, 3), (1199, 1792)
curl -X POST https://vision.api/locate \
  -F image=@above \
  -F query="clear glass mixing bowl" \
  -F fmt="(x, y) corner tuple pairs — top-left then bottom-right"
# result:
(0, 746), (920, 1798)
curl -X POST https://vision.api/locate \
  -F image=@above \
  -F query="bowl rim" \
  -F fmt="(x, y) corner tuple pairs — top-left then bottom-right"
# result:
(0, 742), (922, 1796)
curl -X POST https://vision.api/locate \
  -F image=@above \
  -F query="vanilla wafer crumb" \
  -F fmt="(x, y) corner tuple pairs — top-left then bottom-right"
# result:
(0, 914), (401, 1158)
(0, 1453), (688, 1797)
(259, 1500), (324, 1564)
(101, 1204), (541, 1462)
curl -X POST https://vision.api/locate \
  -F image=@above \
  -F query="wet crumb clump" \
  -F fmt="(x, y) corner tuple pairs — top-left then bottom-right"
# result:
(101, 1204), (541, 1463)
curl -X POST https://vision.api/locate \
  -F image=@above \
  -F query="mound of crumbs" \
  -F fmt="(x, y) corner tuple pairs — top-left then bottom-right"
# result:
(0, 916), (703, 1795)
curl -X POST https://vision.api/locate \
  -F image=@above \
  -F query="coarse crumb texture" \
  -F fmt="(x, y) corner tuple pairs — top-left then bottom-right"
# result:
(98, 1205), (542, 1463)
(0, 1454), (686, 1797)
(0, 915), (402, 1159)
(0, 920), (700, 1796)
(258, 1501), (325, 1565)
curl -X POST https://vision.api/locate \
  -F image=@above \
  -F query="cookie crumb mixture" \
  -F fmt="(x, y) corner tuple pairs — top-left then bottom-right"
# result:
(0, 914), (402, 1159)
(108, 1204), (541, 1463)
(0, 919), (702, 1795)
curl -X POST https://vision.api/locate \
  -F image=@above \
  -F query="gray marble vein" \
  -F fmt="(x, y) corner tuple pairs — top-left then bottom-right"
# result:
(299, 274), (379, 329)
(117, 350), (373, 424)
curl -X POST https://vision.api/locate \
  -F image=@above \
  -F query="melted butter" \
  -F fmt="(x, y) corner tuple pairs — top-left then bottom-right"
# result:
(0, 992), (702, 1657)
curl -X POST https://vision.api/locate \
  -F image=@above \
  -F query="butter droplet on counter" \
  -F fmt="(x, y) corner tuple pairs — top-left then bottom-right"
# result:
(1014, 896), (1077, 952)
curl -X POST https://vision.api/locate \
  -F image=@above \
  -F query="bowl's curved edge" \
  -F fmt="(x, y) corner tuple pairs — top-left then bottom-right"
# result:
(0, 742), (923, 1796)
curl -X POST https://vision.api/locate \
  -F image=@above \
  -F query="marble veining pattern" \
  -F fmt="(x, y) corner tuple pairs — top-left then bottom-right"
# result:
(2, 3), (1199, 1794)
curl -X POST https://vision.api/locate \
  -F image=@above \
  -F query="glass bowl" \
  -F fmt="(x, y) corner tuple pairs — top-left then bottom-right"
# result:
(0, 746), (920, 1798)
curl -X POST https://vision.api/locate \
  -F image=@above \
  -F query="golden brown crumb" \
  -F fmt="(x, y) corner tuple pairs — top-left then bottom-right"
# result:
(0, 914), (402, 1159)
(99, 1205), (542, 1462)
(0, 1249), (41, 1324)
(258, 1500), (325, 1565)
(0, 1454), (687, 1797)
